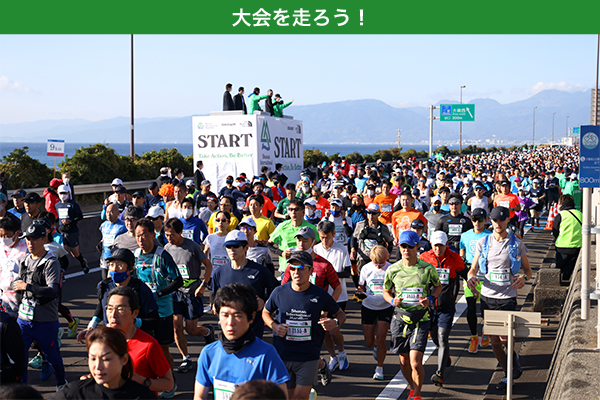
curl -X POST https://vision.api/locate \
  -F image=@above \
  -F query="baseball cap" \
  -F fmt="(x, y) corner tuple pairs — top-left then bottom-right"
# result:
(115, 186), (127, 194)
(430, 231), (448, 246)
(49, 178), (62, 188)
(238, 217), (257, 229)
(21, 223), (46, 240)
(431, 195), (442, 204)
(500, 180), (510, 186)
(490, 206), (510, 221)
(532, 178), (540, 183)
(570, 173), (577, 179)
(224, 230), (248, 246)
(185, 180), (195, 187)
(330, 198), (343, 207)
(294, 226), (316, 240)
(471, 208), (487, 219)
(288, 251), (313, 268)
(148, 181), (159, 190)
(23, 192), (42, 203)
(366, 203), (380, 213)
(410, 219), (425, 229)
(201, 180), (211, 186)
(147, 205), (165, 219)
(106, 248), (135, 268)
(304, 198), (317, 207)
(398, 230), (420, 247)
(111, 178), (123, 186)
(57, 185), (69, 194)
(11, 189), (26, 198)
(132, 191), (145, 198)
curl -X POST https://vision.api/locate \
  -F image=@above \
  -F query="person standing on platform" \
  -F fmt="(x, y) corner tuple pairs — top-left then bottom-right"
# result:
(248, 87), (269, 115)
(223, 83), (234, 111)
(264, 89), (275, 116)
(273, 95), (294, 118)
(233, 87), (247, 114)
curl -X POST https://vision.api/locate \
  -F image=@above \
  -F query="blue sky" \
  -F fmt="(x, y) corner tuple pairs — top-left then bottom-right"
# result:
(0, 34), (597, 124)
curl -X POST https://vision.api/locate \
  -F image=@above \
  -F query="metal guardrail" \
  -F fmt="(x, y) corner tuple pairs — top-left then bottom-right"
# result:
(22, 180), (154, 197)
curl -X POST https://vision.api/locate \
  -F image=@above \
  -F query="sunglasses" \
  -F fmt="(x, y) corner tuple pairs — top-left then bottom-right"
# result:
(288, 208), (301, 212)
(225, 244), (243, 249)
(289, 264), (308, 271)
(220, 203), (231, 206)
(400, 244), (416, 249)
(449, 202), (461, 206)
(366, 211), (380, 215)
(215, 219), (229, 223)
(472, 217), (484, 223)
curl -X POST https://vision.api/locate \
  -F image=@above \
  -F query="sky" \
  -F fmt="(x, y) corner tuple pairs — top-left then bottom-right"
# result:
(0, 34), (598, 124)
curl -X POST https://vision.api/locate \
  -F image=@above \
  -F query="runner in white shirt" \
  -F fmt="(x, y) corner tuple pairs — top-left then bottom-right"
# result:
(314, 220), (352, 374)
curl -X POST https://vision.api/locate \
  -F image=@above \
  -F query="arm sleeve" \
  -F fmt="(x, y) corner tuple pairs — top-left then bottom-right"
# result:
(159, 276), (183, 297)
(27, 259), (60, 299)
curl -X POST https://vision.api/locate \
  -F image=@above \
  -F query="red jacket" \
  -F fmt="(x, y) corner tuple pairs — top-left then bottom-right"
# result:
(419, 248), (465, 310)
(43, 187), (60, 218)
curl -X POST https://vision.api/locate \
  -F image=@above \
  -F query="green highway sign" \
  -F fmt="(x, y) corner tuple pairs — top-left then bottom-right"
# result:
(572, 127), (580, 135)
(440, 104), (475, 121)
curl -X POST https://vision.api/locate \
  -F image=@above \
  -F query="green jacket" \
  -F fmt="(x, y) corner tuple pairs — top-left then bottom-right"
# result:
(554, 208), (582, 249)
(248, 94), (269, 115)
(563, 180), (582, 209)
(273, 101), (292, 118)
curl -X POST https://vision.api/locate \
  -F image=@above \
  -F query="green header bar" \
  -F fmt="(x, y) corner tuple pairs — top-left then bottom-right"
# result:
(2, 1), (600, 33)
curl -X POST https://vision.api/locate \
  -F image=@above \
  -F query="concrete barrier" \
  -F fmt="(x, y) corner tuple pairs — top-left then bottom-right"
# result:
(543, 246), (600, 400)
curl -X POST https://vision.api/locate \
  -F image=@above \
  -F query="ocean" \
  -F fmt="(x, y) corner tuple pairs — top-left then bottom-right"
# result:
(0, 142), (475, 168)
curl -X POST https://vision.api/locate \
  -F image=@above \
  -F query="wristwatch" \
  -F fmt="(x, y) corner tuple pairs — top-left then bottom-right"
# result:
(144, 377), (152, 387)
(334, 318), (339, 326)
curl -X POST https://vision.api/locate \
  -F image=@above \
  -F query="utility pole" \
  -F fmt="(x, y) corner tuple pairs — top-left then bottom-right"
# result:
(460, 85), (466, 152)
(552, 112), (556, 144)
(397, 128), (402, 149)
(532, 106), (537, 146)
(429, 105), (438, 157)
(130, 34), (135, 160)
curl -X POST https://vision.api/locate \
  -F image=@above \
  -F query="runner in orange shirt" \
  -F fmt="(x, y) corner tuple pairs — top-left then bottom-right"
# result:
(374, 179), (397, 228)
(493, 180), (521, 226)
(391, 190), (428, 245)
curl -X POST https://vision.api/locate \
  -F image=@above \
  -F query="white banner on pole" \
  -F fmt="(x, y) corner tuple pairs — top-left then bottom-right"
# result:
(192, 114), (303, 191)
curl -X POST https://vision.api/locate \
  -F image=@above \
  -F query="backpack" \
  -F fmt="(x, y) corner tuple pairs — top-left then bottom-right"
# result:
(479, 234), (521, 275)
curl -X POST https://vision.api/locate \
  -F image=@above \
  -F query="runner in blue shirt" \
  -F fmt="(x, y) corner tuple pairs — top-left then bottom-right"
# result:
(179, 197), (208, 245)
(99, 203), (128, 280)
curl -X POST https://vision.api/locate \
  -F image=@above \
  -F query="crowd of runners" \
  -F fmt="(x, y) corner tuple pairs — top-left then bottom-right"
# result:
(0, 144), (582, 400)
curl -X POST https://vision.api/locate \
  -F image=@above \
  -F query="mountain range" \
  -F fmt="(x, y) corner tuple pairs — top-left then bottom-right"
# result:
(1, 89), (594, 145)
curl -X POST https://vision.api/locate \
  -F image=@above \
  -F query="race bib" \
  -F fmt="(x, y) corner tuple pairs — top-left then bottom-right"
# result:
(236, 200), (246, 210)
(145, 282), (158, 293)
(489, 268), (511, 286)
(363, 239), (378, 253)
(177, 264), (189, 279)
(532, 198), (538, 204)
(334, 225), (345, 244)
(315, 209), (322, 219)
(401, 287), (423, 305)
(448, 224), (463, 236)
(381, 204), (392, 213)
(436, 267), (450, 285)
(18, 298), (35, 321)
(212, 257), (229, 267)
(286, 319), (312, 341)
(309, 272), (316, 285)
(273, 200), (279, 207)
(499, 200), (510, 209)
(103, 234), (116, 247)
(368, 278), (384, 295)
(213, 378), (242, 400)
(58, 208), (69, 219)
(182, 229), (194, 240)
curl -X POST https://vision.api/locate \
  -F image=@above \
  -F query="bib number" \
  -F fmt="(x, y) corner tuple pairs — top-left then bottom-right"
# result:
(532, 198), (538, 204)
(499, 201), (510, 209)
(309, 272), (316, 285)
(213, 378), (241, 400)
(177, 264), (190, 279)
(334, 225), (345, 244)
(364, 239), (377, 253)
(436, 267), (450, 285)
(103, 234), (116, 247)
(368, 278), (384, 295)
(448, 224), (462, 236)
(236, 200), (246, 211)
(401, 287), (423, 305)
(286, 319), (312, 341)
(381, 204), (392, 213)
(58, 208), (69, 219)
(18, 299), (35, 321)
(212, 257), (229, 267)
(182, 229), (194, 240)
(489, 268), (511, 286)
(145, 282), (158, 293)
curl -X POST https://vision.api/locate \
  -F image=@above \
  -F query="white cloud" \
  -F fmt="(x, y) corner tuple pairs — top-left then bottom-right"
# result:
(0, 76), (32, 93)
(530, 81), (584, 95)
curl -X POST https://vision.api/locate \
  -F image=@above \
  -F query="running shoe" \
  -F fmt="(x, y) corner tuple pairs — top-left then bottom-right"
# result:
(203, 324), (216, 345)
(81, 258), (89, 274)
(446, 355), (452, 367)
(318, 357), (332, 386)
(159, 383), (177, 399)
(176, 359), (192, 373)
(431, 371), (444, 387)
(468, 335), (479, 353)
(338, 353), (349, 370)
(40, 362), (53, 381)
(67, 317), (79, 339)
(407, 389), (414, 399)
(496, 377), (509, 391)
(203, 305), (212, 313)
(328, 356), (339, 372)
(513, 353), (523, 380)
(56, 380), (68, 392)
(309, 388), (317, 400)
(372, 347), (378, 362)
(29, 354), (43, 369)
(480, 335), (490, 347)
(58, 327), (64, 349)
(373, 367), (384, 380)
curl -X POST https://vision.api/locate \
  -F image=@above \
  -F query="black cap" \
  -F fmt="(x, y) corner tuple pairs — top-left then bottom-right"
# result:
(11, 189), (26, 198)
(21, 223), (46, 239)
(490, 206), (510, 221)
(471, 208), (487, 218)
(410, 219), (425, 229)
(106, 248), (135, 268)
(132, 191), (145, 198)
(500, 180), (510, 186)
(148, 181), (158, 190)
(288, 251), (313, 267)
(294, 226), (316, 240)
(115, 186), (127, 194)
(23, 192), (42, 203)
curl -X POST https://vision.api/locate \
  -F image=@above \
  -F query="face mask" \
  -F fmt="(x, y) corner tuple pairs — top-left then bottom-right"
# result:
(433, 205), (441, 212)
(305, 208), (314, 217)
(367, 190), (374, 197)
(59, 193), (69, 201)
(331, 209), (341, 217)
(302, 186), (310, 193)
(226, 179), (233, 185)
(1, 235), (15, 247)
(109, 270), (130, 284)
(182, 208), (193, 219)
(63, 178), (70, 184)
(254, 189), (262, 195)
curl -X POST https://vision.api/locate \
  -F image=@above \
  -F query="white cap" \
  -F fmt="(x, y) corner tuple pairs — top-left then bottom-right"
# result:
(430, 231), (448, 246)
(147, 205), (165, 218)
(238, 217), (257, 228)
(366, 203), (380, 212)
(304, 198), (317, 207)
(431, 195), (442, 204)
(57, 184), (69, 194)
(111, 178), (123, 186)
(330, 198), (343, 207)
(570, 173), (577, 179)
(223, 229), (248, 246)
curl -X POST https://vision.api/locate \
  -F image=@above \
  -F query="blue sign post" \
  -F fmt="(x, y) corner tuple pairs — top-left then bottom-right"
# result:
(579, 125), (600, 188)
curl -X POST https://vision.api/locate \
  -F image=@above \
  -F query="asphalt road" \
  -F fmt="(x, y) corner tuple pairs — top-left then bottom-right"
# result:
(28, 224), (554, 400)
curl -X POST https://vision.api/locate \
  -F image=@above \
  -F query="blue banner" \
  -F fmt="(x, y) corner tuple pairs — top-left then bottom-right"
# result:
(579, 125), (600, 188)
